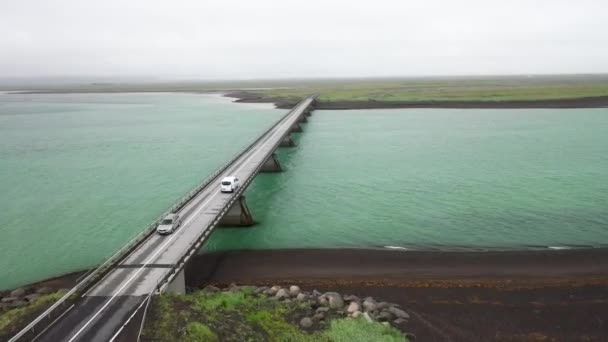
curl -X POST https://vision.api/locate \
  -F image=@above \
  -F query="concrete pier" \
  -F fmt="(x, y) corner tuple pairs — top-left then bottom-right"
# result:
(219, 196), (254, 227)
(260, 153), (282, 172)
(299, 115), (308, 123)
(279, 135), (296, 147)
(291, 123), (303, 133)
(166, 269), (185, 294)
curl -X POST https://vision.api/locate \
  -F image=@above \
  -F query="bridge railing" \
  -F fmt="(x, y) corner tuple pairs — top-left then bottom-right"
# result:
(9, 96), (315, 342)
(156, 96), (316, 293)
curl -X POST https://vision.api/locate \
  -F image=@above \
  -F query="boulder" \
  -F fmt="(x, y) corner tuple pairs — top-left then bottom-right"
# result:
(346, 301), (360, 314)
(254, 286), (269, 294)
(36, 287), (55, 295)
(25, 294), (40, 302)
(1, 297), (17, 303)
(312, 289), (321, 297)
(270, 286), (281, 295)
(376, 301), (390, 310)
(10, 288), (26, 298)
(323, 292), (344, 309)
(289, 285), (301, 296)
(299, 317), (313, 328)
(275, 289), (289, 299)
(203, 285), (220, 293)
(316, 306), (330, 313)
(352, 311), (362, 318)
(10, 300), (28, 308)
(263, 289), (274, 296)
(362, 299), (377, 312)
(312, 313), (325, 321)
(296, 293), (307, 301)
(377, 311), (393, 322)
(363, 312), (373, 323)
(317, 296), (328, 306)
(343, 295), (360, 302)
(393, 318), (408, 325)
(388, 307), (410, 319)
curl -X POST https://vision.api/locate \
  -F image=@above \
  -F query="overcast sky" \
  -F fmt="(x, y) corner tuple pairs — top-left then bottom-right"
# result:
(1, 0), (607, 80)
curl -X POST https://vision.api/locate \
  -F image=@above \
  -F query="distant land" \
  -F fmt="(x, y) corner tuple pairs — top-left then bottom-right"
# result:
(3, 74), (608, 109)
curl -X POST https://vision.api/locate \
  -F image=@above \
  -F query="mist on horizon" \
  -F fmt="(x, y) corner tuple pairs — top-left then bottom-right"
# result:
(1, 0), (607, 80)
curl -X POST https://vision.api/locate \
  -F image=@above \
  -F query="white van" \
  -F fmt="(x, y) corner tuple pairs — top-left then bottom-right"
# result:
(220, 176), (240, 193)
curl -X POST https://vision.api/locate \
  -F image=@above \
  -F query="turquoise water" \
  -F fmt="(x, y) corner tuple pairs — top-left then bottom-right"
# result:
(206, 108), (608, 251)
(1, 93), (608, 290)
(0, 93), (283, 290)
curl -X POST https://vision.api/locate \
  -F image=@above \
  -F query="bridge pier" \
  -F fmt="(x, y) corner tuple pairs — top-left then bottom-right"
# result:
(291, 123), (303, 133)
(166, 268), (186, 294)
(299, 115), (308, 123)
(260, 153), (282, 172)
(219, 196), (254, 226)
(279, 135), (296, 147)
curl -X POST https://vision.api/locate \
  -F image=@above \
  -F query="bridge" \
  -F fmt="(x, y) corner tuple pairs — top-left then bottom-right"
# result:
(11, 95), (317, 342)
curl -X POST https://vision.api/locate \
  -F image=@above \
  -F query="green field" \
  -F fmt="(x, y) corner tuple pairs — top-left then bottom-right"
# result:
(255, 75), (608, 103)
(4, 74), (608, 104)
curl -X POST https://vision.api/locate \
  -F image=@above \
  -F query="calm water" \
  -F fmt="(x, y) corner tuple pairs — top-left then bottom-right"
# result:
(1, 93), (608, 290)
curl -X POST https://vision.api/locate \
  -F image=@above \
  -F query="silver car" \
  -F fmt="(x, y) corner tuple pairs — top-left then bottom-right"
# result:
(156, 213), (181, 235)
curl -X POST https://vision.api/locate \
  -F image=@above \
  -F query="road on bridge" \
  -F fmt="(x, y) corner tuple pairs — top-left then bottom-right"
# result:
(31, 96), (315, 342)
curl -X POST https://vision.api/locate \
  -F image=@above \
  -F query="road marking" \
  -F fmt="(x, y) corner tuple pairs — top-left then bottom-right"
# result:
(66, 99), (311, 342)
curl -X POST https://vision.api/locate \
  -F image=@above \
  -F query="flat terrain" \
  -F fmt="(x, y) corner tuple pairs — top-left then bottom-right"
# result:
(187, 248), (608, 341)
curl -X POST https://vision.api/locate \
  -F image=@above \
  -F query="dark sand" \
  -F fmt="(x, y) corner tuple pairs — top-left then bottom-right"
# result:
(187, 248), (608, 341)
(225, 91), (608, 110)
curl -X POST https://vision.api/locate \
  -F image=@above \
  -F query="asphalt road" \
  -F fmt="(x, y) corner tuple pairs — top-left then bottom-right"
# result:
(35, 96), (314, 342)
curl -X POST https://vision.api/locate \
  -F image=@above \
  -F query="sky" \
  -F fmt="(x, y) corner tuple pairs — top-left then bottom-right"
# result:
(1, 0), (607, 80)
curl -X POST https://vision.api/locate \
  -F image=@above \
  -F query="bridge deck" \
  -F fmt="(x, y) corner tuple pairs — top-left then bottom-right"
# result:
(35, 96), (315, 342)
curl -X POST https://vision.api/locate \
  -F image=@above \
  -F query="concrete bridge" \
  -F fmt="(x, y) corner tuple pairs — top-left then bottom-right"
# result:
(11, 95), (317, 342)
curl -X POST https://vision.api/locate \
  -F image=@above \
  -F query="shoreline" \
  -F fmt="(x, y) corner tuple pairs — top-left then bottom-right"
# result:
(224, 90), (608, 109)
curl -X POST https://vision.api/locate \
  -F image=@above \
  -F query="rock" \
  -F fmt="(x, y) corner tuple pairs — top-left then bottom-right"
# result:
(362, 299), (377, 312)
(352, 311), (362, 318)
(316, 306), (330, 313)
(346, 301), (360, 313)
(388, 307), (410, 319)
(382, 322), (390, 326)
(275, 289), (289, 299)
(10, 300), (28, 308)
(312, 289), (321, 297)
(10, 288), (26, 298)
(377, 311), (393, 322)
(405, 333), (416, 340)
(203, 285), (220, 293)
(36, 287), (54, 295)
(393, 318), (408, 325)
(344, 295), (360, 302)
(376, 301), (390, 310)
(288, 285), (301, 296)
(263, 289), (274, 296)
(25, 294), (40, 302)
(296, 293), (307, 301)
(323, 292), (344, 309)
(270, 286), (281, 295)
(254, 286), (269, 294)
(363, 312), (373, 323)
(284, 299), (292, 304)
(300, 317), (313, 328)
(1, 297), (17, 303)
(317, 296), (328, 306)
(312, 313), (325, 321)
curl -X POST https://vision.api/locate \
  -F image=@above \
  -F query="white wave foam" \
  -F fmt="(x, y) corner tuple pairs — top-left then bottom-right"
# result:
(384, 246), (408, 250)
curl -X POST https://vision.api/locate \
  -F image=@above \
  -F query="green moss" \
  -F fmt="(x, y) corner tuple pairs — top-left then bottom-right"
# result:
(143, 288), (408, 342)
(183, 322), (218, 342)
(323, 317), (407, 342)
(0, 291), (66, 338)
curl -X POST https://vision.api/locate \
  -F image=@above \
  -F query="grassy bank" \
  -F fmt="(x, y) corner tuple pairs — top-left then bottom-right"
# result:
(142, 287), (408, 342)
(0, 290), (66, 340)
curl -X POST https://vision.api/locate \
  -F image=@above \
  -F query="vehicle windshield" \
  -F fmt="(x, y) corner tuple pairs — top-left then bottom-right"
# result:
(161, 219), (173, 225)
(221, 181), (232, 186)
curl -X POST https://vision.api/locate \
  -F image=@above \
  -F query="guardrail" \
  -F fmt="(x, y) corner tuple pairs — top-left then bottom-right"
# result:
(156, 96), (317, 293)
(9, 95), (316, 342)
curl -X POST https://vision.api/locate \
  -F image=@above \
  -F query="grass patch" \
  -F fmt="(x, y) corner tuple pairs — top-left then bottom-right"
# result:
(142, 288), (408, 342)
(0, 291), (66, 339)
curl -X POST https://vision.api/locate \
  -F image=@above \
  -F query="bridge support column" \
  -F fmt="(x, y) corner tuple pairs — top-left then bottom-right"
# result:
(291, 123), (303, 133)
(305, 108), (312, 116)
(279, 135), (296, 147)
(299, 115), (308, 123)
(260, 153), (282, 172)
(166, 268), (186, 294)
(219, 196), (254, 227)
